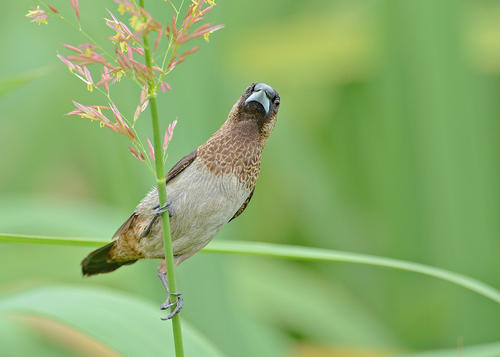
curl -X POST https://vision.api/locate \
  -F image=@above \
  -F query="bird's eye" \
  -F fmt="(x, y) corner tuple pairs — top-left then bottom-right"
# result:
(274, 99), (280, 106)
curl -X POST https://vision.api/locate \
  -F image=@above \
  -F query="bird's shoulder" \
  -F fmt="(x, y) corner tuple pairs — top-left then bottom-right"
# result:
(166, 148), (198, 184)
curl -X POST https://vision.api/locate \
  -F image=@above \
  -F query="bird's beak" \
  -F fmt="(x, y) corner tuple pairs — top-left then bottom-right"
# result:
(245, 83), (275, 114)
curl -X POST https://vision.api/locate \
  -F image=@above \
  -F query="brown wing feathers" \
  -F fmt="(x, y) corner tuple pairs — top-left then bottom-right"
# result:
(165, 149), (197, 184)
(112, 149), (197, 239)
(230, 188), (254, 222)
(112, 212), (138, 238)
(82, 149), (198, 276)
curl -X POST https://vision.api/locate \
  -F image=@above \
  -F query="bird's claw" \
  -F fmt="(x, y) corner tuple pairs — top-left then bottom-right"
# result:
(153, 201), (173, 218)
(140, 201), (173, 238)
(160, 292), (182, 309)
(160, 293), (183, 320)
(157, 269), (183, 320)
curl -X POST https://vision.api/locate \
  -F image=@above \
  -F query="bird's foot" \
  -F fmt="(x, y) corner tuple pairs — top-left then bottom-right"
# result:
(153, 201), (173, 217)
(140, 201), (173, 238)
(160, 292), (183, 320)
(157, 269), (183, 321)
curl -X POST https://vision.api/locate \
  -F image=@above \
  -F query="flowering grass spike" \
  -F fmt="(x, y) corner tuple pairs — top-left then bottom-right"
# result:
(26, 6), (48, 25)
(27, 1), (223, 355)
(29, 0), (222, 172)
(70, 0), (80, 22)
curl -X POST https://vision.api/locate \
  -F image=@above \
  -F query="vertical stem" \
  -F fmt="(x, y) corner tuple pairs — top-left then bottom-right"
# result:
(139, 1), (184, 356)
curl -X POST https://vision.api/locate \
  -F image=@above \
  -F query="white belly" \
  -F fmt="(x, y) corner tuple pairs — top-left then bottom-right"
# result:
(136, 160), (251, 262)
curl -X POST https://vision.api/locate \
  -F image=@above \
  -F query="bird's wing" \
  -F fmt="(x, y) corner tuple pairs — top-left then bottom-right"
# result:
(166, 148), (198, 184)
(229, 188), (254, 222)
(112, 149), (197, 239)
(112, 212), (138, 239)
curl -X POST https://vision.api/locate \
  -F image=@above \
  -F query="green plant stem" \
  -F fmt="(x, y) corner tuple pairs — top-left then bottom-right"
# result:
(1, 233), (500, 305)
(139, 1), (184, 356)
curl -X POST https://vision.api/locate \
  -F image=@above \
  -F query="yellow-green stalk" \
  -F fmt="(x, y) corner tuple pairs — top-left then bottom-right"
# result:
(139, 1), (184, 356)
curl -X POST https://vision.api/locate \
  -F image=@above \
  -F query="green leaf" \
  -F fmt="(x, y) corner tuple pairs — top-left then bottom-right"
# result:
(0, 315), (78, 357)
(1, 234), (498, 305)
(393, 342), (500, 357)
(0, 285), (223, 357)
(230, 259), (399, 346)
(0, 68), (50, 98)
(204, 241), (500, 305)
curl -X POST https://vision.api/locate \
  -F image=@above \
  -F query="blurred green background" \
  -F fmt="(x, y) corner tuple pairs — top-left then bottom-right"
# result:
(1, 0), (500, 356)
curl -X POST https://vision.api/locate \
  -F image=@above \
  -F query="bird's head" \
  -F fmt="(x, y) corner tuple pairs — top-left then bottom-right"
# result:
(227, 83), (280, 139)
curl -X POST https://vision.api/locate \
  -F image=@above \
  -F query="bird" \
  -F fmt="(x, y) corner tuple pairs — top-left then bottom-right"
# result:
(81, 83), (280, 319)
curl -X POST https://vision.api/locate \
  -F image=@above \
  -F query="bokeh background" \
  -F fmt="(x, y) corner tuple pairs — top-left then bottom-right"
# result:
(1, 0), (500, 356)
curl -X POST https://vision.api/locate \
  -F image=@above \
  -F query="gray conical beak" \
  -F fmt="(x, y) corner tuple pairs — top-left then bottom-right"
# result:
(245, 83), (276, 114)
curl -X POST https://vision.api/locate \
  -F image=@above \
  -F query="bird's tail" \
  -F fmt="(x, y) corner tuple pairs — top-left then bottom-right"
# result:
(81, 241), (137, 276)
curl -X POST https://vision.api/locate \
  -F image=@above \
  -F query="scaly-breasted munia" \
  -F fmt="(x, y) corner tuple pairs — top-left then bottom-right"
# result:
(81, 83), (280, 318)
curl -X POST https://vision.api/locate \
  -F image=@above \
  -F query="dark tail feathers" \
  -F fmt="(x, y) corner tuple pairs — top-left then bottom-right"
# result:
(81, 241), (137, 276)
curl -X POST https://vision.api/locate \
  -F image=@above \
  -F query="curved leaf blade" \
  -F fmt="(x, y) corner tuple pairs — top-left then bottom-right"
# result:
(0, 285), (222, 357)
(0, 234), (498, 305)
(393, 342), (500, 357)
